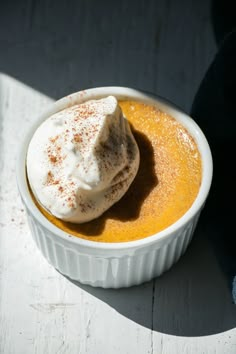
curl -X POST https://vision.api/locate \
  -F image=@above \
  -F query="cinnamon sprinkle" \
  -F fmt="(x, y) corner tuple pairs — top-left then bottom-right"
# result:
(73, 133), (82, 143)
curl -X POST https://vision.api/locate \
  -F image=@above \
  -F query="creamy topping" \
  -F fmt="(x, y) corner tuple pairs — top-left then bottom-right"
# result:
(27, 96), (140, 223)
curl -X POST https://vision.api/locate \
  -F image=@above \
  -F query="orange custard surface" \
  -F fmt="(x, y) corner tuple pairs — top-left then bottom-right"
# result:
(31, 100), (202, 242)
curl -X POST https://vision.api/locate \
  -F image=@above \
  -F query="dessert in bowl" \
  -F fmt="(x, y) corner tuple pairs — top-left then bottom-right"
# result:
(16, 87), (213, 288)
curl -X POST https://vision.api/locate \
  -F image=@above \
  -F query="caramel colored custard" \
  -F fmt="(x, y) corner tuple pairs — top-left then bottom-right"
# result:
(31, 100), (202, 242)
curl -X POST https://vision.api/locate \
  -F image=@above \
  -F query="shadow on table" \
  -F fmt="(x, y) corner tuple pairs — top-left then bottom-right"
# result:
(67, 222), (236, 337)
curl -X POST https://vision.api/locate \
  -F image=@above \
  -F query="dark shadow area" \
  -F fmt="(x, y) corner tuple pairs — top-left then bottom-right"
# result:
(0, 0), (162, 99)
(152, 224), (236, 336)
(0, 0), (215, 112)
(211, 0), (236, 46)
(191, 29), (236, 301)
(60, 127), (157, 236)
(65, 224), (236, 337)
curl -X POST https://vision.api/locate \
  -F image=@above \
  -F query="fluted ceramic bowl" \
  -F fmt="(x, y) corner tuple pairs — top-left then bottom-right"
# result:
(16, 87), (213, 288)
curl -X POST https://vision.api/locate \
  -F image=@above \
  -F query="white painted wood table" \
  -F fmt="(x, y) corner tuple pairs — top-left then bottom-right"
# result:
(1, 1), (236, 353)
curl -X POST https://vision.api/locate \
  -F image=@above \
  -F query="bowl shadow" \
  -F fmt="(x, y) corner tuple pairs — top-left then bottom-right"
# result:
(65, 222), (236, 337)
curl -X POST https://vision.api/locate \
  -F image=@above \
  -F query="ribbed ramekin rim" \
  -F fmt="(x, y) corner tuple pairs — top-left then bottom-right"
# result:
(16, 86), (213, 251)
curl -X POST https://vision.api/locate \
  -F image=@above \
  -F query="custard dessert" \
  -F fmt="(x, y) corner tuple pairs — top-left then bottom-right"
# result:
(27, 98), (202, 243)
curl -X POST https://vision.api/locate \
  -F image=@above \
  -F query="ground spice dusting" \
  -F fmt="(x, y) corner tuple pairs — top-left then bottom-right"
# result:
(46, 142), (64, 165)
(49, 135), (59, 143)
(79, 200), (95, 213)
(45, 171), (54, 184)
(42, 97), (132, 214)
(73, 134), (82, 143)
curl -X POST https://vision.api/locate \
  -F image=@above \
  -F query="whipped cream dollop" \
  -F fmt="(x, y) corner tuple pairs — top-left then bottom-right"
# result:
(27, 96), (140, 223)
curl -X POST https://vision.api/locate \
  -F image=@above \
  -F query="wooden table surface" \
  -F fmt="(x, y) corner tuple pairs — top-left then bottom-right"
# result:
(1, 1), (236, 353)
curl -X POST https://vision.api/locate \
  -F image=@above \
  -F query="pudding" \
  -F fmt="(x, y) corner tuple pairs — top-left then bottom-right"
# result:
(28, 99), (202, 243)
(17, 87), (212, 288)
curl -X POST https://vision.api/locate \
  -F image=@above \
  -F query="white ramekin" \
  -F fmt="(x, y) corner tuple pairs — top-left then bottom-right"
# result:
(16, 87), (213, 288)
